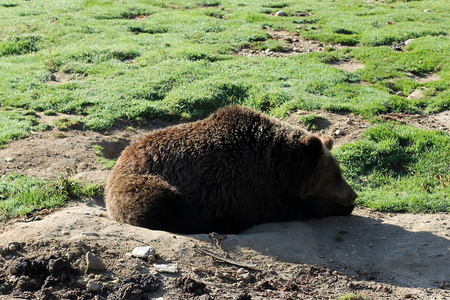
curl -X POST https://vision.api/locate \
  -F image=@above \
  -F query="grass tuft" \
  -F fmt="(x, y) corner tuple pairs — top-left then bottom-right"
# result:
(0, 174), (102, 219)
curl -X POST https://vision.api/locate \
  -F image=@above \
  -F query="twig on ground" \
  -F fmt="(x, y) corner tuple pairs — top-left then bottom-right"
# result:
(195, 247), (257, 269)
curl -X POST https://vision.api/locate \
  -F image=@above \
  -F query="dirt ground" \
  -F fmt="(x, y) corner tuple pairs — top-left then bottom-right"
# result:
(0, 107), (449, 299)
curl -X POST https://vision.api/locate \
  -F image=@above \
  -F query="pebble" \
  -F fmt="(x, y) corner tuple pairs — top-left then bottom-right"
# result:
(335, 129), (345, 136)
(424, 9), (431, 12)
(239, 272), (251, 282)
(275, 11), (288, 17)
(396, 91), (405, 96)
(86, 280), (101, 293)
(236, 268), (247, 275)
(5, 157), (14, 162)
(155, 263), (178, 274)
(86, 252), (107, 271)
(65, 252), (74, 261)
(132, 246), (156, 259)
(8, 243), (19, 252)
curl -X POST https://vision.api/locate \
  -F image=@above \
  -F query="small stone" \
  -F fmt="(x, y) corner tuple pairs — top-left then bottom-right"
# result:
(147, 255), (156, 263)
(239, 273), (251, 281)
(155, 263), (178, 274)
(335, 129), (345, 136)
(419, 60), (423, 64)
(5, 157), (14, 162)
(215, 271), (225, 278)
(86, 280), (101, 293)
(236, 268), (246, 275)
(86, 252), (106, 271)
(396, 91), (405, 96)
(424, 9), (431, 12)
(65, 252), (74, 261)
(49, 74), (57, 81)
(8, 243), (19, 252)
(275, 11), (288, 17)
(132, 246), (156, 259)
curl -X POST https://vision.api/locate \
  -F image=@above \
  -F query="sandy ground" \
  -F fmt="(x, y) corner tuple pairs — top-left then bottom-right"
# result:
(0, 199), (448, 299)
(0, 107), (449, 299)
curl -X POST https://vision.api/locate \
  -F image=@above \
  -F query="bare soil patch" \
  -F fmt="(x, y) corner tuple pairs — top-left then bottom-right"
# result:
(237, 28), (357, 58)
(329, 59), (365, 73)
(0, 111), (449, 299)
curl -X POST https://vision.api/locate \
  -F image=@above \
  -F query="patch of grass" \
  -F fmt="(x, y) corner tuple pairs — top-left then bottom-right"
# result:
(0, 111), (36, 148)
(92, 144), (117, 169)
(0, 36), (40, 56)
(338, 294), (368, 300)
(53, 118), (83, 130)
(334, 124), (450, 213)
(299, 114), (324, 128)
(0, 174), (102, 219)
(43, 109), (58, 116)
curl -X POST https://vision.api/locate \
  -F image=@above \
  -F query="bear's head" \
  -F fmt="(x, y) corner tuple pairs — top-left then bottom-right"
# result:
(299, 135), (357, 209)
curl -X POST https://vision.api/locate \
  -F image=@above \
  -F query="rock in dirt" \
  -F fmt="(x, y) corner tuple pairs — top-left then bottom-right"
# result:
(86, 252), (106, 271)
(155, 263), (178, 274)
(86, 280), (101, 293)
(8, 242), (19, 252)
(275, 11), (288, 16)
(132, 246), (156, 259)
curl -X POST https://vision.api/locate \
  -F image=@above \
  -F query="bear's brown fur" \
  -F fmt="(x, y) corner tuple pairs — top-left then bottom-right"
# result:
(105, 106), (357, 233)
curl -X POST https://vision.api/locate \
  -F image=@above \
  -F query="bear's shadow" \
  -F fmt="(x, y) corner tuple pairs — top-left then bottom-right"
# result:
(218, 214), (450, 289)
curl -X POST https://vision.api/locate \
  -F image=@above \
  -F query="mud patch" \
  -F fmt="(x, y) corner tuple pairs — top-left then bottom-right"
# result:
(2, 255), (81, 298)
(109, 273), (160, 299)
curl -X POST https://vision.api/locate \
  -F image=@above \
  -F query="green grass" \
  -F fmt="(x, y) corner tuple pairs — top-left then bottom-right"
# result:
(0, 0), (448, 215)
(0, 174), (102, 219)
(334, 124), (450, 213)
(93, 144), (117, 169)
(338, 294), (368, 300)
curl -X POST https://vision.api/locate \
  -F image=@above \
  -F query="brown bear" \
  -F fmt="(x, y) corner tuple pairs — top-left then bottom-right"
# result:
(105, 106), (357, 234)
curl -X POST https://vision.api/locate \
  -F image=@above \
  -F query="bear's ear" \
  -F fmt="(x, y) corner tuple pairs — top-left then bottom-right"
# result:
(302, 135), (323, 160)
(321, 135), (333, 150)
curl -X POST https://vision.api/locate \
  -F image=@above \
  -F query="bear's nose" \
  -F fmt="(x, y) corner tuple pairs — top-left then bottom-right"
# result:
(350, 191), (358, 201)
